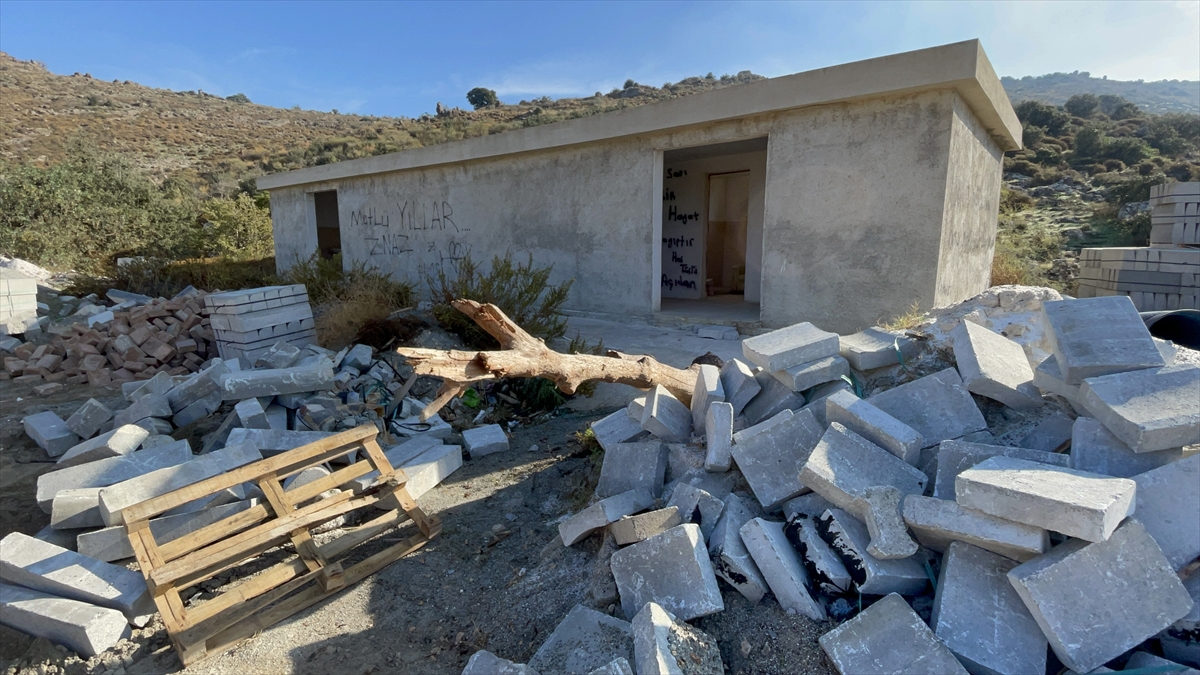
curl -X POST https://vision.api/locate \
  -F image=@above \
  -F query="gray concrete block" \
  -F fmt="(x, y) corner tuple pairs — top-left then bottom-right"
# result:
(783, 493), (836, 521)
(839, 327), (917, 371)
(731, 408), (792, 446)
(631, 602), (723, 675)
(591, 410), (647, 453)
(112, 393), (171, 428)
(1080, 365), (1200, 452)
(528, 604), (632, 675)
(610, 507), (681, 546)
(952, 320), (1042, 409)
(690, 364), (724, 433)
(253, 340), (301, 370)
(1032, 355), (1084, 405)
(77, 499), (258, 563)
(855, 486), (918, 560)
(220, 362), (335, 400)
(234, 397), (271, 430)
(743, 322), (839, 372)
(134, 417), (174, 435)
(36, 441), (194, 513)
(1070, 416), (1183, 478)
(866, 368), (987, 448)
(1041, 296), (1164, 385)
(596, 441), (667, 499)
(1018, 412), (1074, 452)
(65, 399), (114, 440)
(903, 494), (1048, 562)
(123, 371), (172, 404)
(784, 514), (852, 595)
(704, 401), (734, 472)
(706, 493), (768, 604)
(1007, 519), (1193, 673)
(586, 658), (632, 675)
(797, 380), (854, 427)
(818, 593), (968, 675)
(816, 509), (928, 596)
(461, 650), (538, 675)
(640, 385), (692, 442)
(743, 368), (804, 427)
(718, 359), (761, 416)
(463, 424), (509, 457)
(1131, 453), (1200, 571)
(397, 444), (462, 501)
(349, 436), (444, 493)
(166, 363), (228, 412)
(342, 343), (373, 371)
(97, 442), (263, 526)
(33, 525), (76, 551)
(665, 483), (723, 541)
(23, 411), (81, 458)
(931, 542), (1047, 675)
(932, 440), (1070, 499)
(731, 407), (824, 511)
(956, 456), (1136, 542)
(740, 517), (826, 619)
(627, 396), (646, 422)
(50, 488), (102, 529)
(266, 403), (288, 431)
(55, 425), (150, 469)
(773, 355), (849, 393)
(610, 524), (724, 621)
(825, 390), (923, 465)
(560, 488), (656, 546)
(0, 583), (130, 658)
(225, 428), (337, 457)
(696, 325), (738, 340)
(0, 532), (155, 626)
(171, 389), (222, 427)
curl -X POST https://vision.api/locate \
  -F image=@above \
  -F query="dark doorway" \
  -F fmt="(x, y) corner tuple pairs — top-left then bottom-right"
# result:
(314, 191), (341, 259)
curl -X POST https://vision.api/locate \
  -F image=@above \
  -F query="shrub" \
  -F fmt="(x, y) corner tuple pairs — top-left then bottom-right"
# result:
(990, 214), (1065, 289)
(1064, 93), (1099, 118)
(1091, 208), (1151, 247)
(1073, 127), (1104, 160)
(1015, 101), (1070, 136)
(1007, 159), (1040, 176)
(66, 256), (278, 298)
(1104, 159), (1126, 172)
(281, 254), (416, 349)
(1021, 124), (1046, 148)
(466, 87), (498, 110)
(226, 93), (251, 104)
(1034, 147), (1061, 165)
(1105, 137), (1150, 166)
(999, 188), (1034, 214)
(196, 194), (274, 261)
(428, 251), (573, 349)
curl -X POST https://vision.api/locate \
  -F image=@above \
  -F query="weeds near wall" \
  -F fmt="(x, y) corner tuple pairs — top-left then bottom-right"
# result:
(282, 254), (415, 350)
(67, 256), (279, 298)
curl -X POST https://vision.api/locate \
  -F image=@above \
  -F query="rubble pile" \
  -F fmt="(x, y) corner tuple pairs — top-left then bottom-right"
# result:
(476, 290), (1199, 675)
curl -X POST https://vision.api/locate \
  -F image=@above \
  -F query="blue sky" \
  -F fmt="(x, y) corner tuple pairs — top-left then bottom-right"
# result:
(1, 1), (1197, 118)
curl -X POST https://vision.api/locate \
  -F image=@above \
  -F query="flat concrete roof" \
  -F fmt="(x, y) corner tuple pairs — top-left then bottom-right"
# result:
(258, 39), (1020, 191)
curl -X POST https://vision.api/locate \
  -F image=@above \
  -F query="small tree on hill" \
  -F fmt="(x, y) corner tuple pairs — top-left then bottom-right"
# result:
(226, 93), (251, 104)
(1065, 93), (1098, 118)
(467, 87), (498, 110)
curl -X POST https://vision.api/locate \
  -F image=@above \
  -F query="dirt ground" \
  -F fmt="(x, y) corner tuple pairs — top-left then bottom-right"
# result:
(0, 375), (835, 675)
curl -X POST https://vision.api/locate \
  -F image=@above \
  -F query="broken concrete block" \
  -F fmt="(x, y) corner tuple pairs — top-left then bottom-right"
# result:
(824, 390), (923, 465)
(596, 441), (667, 499)
(77, 500), (257, 563)
(349, 436), (444, 493)
(56, 424), (150, 469)
(665, 483), (723, 541)
(740, 518), (826, 619)
(50, 488), (102, 529)
(219, 362), (334, 400)
(730, 407), (824, 511)
(342, 343), (373, 371)
(818, 593), (968, 675)
(65, 399), (114, 440)
(799, 379), (853, 427)
(461, 649), (538, 675)
(931, 439), (1070, 499)
(1131, 453), (1200, 571)
(528, 604), (632, 675)
(1080, 365), (1200, 452)
(23, 411), (81, 457)
(903, 495), (1048, 562)
(97, 442), (262, 526)
(631, 602), (723, 675)
(1018, 412), (1074, 452)
(773, 355), (849, 393)
(854, 486), (918, 560)
(718, 359), (760, 415)
(610, 507), (681, 546)
(866, 368), (987, 448)
(784, 514), (852, 595)
(952, 320), (1042, 409)
(610, 524), (723, 621)
(707, 493), (768, 604)
(0, 532), (154, 626)
(134, 417), (173, 436)
(1007, 519), (1193, 673)
(783, 493), (836, 521)
(0, 583), (130, 658)
(743, 322), (839, 372)
(225, 428), (336, 457)
(696, 325), (738, 340)
(591, 410), (646, 453)
(254, 341), (302, 370)
(1042, 295), (1164, 385)
(234, 397), (271, 430)
(703, 401), (734, 472)
(627, 396), (646, 422)
(690, 363), (724, 432)
(932, 542), (1047, 675)
(165, 363), (226, 412)
(956, 456), (1136, 542)
(1032, 356), (1086, 411)
(1070, 416), (1183, 478)
(586, 658), (632, 675)
(171, 389), (222, 427)
(636, 386), (691, 442)
(463, 424), (509, 458)
(742, 369), (804, 426)
(731, 408), (792, 446)
(560, 488), (656, 546)
(112, 392), (171, 428)
(839, 327), (917, 371)
(817, 509), (928, 595)
(36, 440), (193, 513)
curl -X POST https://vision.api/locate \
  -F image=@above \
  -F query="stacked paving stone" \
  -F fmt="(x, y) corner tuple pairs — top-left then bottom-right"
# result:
(0, 268), (39, 335)
(204, 284), (316, 364)
(1150, 181), (1200, 247)
(1077, 246), (1200, 310)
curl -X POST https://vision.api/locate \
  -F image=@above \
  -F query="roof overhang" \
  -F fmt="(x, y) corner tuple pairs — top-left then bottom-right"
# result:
(258, 39), (1020, 191)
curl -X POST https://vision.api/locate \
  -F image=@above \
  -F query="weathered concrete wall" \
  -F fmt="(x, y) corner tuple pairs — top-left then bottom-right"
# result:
(759, 90), (956, 334)
(271, 187), (318, 269)
(935, 93), (1003, 306)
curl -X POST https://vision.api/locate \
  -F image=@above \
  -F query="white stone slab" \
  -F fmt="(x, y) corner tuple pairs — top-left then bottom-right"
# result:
(718, 359), (760, 415)
(1070, 416), (1184, 477)
(55, 425), (150, 469)
(739, 518), (825, 619)
(528, 604), (632, 675)
(610, 524), (723, 621)
(704, 401), (734, 472)
(952, 320), (1042, 409)
(0, 583), (130, 658)
(772, 355), (849, 393)
(22, 411), (80, 457)
(824, 389), (923, 465)
(560, 488), (656, 546)
(742, 322), (839, 372)
(903, 495), (1048, 562)
(799, 423), (927, 522)
(591, 410), (646, 453)
(35, 442), (195, 513)
(730, 407), (824, 511)
(818, 593), (968, 675)
(595, 441), (667, 499)
(866, 368), (986, 448)
(690, 363), (724, 432)
(839, 327), (916, 371)
(706, 493), (768, 604)
(640, 385), (692, 442)
(1041, 296), (1164, 385)
(1080, 365), (1200, 453)
(463, 424), (509, 457)
(1131, 453), (1200, 571)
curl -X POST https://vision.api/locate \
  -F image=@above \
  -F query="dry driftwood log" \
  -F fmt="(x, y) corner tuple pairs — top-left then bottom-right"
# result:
(396, 300), (700, 420)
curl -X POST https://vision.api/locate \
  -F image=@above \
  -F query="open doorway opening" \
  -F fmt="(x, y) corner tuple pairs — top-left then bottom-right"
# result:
(706, 171), (750, 297)
(313, 190), (341, 259)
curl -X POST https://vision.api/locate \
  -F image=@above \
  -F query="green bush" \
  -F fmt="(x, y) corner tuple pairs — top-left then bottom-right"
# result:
(1064, 94), (1099, 118)
(1021, 124), (1046, 148)
(466, 87), (498, 110)
(1015, 101), (1070, 136)
(197, 193), (274, 260)
(226, 93), (251, 104)
(66, 256), (278, 299)
(999, 188), (1035, 214)
(1073, 127), (1105, 160)
(1090, 208), (1151, 247)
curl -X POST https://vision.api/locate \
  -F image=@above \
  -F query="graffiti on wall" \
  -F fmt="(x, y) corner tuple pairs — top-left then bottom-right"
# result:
(661, 167), (701, 293)
(351, 198), (473, 274)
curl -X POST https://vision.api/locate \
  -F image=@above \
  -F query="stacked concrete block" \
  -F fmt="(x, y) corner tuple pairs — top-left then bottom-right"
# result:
(528, 604), (632, 675)
(55, 425), (150, 469)
(783, 514), (852, 595)
(65, 399), (115, 440)
(707, 493), (769, 603)
(609, 524), (724, 621)
(1149, 181), (1200, 246)
(590, 410), (646, 452)
(204, 284), (316, 364)
(772, 355), (849, 393)
(740, 518), (826, 619)
(1080, 364), (1200, 452)
(560, 489), (656, 546)
(1042, 296), (1165, 384)
(36, 440), (194, 512)
(931, 542), (1047, 675)
(951, 320), (1042, 409)
(866, 368), (987, 448)
(1008, 520), (1194, 673)
(932, 439), (1069, 500)
(1070, 416), (1183, 477)
(1077, 247), (1200, 310)
(462, 424), (509, 457)
(742, 369), (804, 425)
(631, 602), (723, 675)
(818, 593), (968, 675)
(77, 500), (258, 562)
(903, 495), (1048, 562)
(23, 411), (81, 457)
(742, 322), (839, 373)
(690, 363), (724, 432)
(0, 584), (130, 657)
(610, 507), (681, 546)
(817, 509), (928, 596)
(838, 327), (917, 371)
(703, 401), (734, 472)
(595, 442), (667, 499)
(1131, 454), (1200, 571)
(730, 407), (824, 511)
(0, 268), (39, 334)
(640, 385), (692, 442)
(718, 359), (761, 415)
(824, 390), (923, 465)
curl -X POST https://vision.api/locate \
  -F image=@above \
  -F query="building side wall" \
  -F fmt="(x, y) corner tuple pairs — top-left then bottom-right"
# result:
(935, 92), (1004, 306)
(760, 90), (956, 334)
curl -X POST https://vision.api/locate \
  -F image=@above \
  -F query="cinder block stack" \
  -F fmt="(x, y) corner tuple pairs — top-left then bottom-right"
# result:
(204, 284), (315, 364)
(1076, 247), (1199, 310)
(1150, 181), (1200, 247)
(1, 269), (39, 334)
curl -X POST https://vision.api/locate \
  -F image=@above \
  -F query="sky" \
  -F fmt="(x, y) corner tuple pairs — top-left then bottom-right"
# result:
(1, 1), (1197, 118)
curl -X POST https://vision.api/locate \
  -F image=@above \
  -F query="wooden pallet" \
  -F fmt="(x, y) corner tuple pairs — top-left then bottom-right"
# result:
(121, 424), (441, 666)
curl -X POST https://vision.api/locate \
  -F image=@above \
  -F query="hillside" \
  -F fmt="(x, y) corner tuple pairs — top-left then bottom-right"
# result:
(1002, 72), (1199, 114)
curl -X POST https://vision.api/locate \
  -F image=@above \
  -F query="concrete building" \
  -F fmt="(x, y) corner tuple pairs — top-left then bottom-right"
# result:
(258, 40), (1020, 334)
